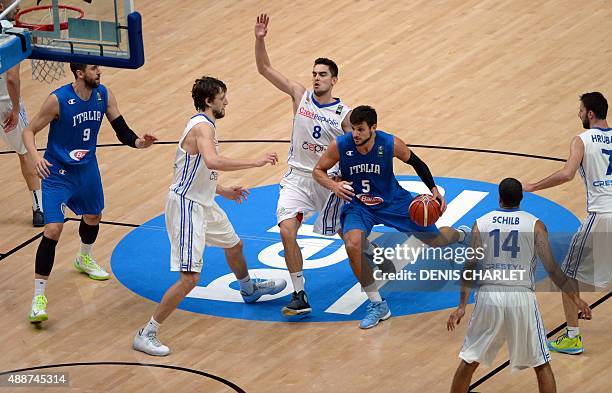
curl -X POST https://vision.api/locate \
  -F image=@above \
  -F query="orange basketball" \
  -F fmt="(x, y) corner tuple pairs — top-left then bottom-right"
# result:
(409, 194), (441, 227)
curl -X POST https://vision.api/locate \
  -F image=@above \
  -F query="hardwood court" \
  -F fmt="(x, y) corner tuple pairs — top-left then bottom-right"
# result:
(0, 0), (610, 392)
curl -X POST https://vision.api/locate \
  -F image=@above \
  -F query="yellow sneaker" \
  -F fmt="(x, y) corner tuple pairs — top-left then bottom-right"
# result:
(548, 331), (583, 354)
(29, 294), (48, 323)
(74, 253), (110, 280)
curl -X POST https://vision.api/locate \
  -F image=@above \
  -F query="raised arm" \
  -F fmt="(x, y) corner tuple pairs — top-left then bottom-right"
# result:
(195, 122), (278, 171)
(105, 88), (157, 149)
(394, 136), (446, 212)
(254, 14), (305, 106)
(524, 136), (584, 192)
(534, 220), (591, 319)
(3, 64), (21, 132)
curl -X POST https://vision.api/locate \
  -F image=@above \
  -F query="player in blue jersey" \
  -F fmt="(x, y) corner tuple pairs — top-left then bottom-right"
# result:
(22, 64), (156, 323)
(313, 105), (470, 328)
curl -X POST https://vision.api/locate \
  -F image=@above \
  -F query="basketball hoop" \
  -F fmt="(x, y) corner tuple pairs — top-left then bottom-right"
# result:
(14, 5), (85, 83)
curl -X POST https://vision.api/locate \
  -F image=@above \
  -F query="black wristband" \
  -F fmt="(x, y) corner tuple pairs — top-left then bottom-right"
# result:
(405, 151), (436, 190)
(110, 115), (139, 148)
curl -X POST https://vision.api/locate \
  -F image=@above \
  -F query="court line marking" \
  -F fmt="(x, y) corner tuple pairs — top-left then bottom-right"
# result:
(0, 139), (566, 162)
(0, 361), (246, 393)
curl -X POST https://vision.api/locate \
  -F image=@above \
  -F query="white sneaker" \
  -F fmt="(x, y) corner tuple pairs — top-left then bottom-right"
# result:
(29, 294), (48, 323)
(132, 329), (170, 356)
(74, 253), (110, 280)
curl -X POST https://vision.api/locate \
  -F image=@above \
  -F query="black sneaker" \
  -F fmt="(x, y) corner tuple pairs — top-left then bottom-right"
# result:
(32, 209), (44, 227)
(282, 290), (312, 316)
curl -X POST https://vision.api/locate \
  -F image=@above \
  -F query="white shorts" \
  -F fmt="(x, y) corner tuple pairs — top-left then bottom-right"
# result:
(0, 102), (28, 155)
(563, 212), (612, 289)
(277, 168), (344, 235)
(459, 285), (550, 372)
(166, 192), (240, 273)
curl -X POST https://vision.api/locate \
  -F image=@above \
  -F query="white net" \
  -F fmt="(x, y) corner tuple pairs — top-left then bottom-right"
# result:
(31, 37), (65, 83)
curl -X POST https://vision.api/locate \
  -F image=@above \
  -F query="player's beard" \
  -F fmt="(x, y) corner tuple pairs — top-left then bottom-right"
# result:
(581, 116), (590, 129)
(213, 108), (225, 119)
(84, 76), (100, 89)
(355, 131), (373, 146)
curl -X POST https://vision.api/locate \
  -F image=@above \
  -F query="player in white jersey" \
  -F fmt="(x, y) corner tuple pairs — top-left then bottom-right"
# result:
(255, 14), (352, 315)
(447, 178), (591, 393)
(133, 77), (287, 356)
(0, 62), (43, 226)
(524, 92), (611, 355)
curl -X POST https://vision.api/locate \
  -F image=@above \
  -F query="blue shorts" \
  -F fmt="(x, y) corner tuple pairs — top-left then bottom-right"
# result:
(42, 158), (104, 224)
(340, 189), (439, 237)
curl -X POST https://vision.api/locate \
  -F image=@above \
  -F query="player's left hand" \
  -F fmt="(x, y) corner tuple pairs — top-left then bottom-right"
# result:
(447, 306), (465, 331)
(136, 134), (158, 149)
(2, 108), (19, 132)
(221, 186), (250, 204)
(576, 297), (592, 320)
(431, 187), (447, 214)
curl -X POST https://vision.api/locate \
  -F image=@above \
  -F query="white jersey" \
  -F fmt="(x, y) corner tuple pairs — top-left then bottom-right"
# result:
(169, 114), (219, 206)
(288, 90), (350, 172)
(578, 127), (612, 213)
(0, 72), (9, 103)
(476, 209), (539, 290)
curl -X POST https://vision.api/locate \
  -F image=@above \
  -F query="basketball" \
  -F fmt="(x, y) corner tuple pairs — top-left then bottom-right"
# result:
(409, 194), (441, 227)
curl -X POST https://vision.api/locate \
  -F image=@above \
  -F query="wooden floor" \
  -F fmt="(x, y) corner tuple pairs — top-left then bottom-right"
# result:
(1, 0), (610, 392)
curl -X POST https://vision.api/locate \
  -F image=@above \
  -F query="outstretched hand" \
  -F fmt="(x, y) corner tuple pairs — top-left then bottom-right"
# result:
(255, 152), (278, 167)
(136, 134), (158, 149)
(447, 306), (466, 331)
(221, 186), (250, 204)
(255, 13), (269, 39)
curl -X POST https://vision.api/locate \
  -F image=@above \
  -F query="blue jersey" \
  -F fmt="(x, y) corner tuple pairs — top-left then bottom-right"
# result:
(337, 130), (404, 208)
(45, 83), (108, 165)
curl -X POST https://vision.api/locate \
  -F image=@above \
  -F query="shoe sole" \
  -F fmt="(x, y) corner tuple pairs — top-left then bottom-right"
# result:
(74, 261), (110, 281)
(132, 343), (171, 357)
(29, 314), (48, 323)
(281, 307), (312, 317)
(360, 310), (392, 329)
(548, 346), (584, 355)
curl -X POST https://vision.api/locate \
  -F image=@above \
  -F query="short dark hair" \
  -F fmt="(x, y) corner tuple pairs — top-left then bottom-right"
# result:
(499, 178), (523, 208)
(350, 105), (377, 127)
(70, 63), (88, 79)
(192, 76), (227, 112)
(580, 92), (608, 120)
(314, 58), (338, 78)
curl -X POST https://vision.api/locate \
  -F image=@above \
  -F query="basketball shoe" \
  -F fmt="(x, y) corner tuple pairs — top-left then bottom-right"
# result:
(133, 329), (170, 356)
(282, 290), (312, 316)
(29, 294), (48, 323)
(548, 331), (584, 354)
(360, 299), (391, 329)
(74, 253), (110, 280)
(241, 278), (287, 303)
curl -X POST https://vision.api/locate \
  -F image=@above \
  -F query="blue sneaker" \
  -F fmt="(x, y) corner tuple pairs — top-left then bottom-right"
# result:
(458, 225), (472, 245)
(241, 278), (287, 303)
(359, 300), (391, 329)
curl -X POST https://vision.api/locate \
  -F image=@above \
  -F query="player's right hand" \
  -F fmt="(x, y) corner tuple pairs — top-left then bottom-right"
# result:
(575, 297), (592, 320)
(255, 152), (278, 167)
(332, 181), (355, 202)
(33, 154), (52, 179)
(2, 108), (18, 132)
(447, 306), (465, 331)
(255, 13), (269, 39)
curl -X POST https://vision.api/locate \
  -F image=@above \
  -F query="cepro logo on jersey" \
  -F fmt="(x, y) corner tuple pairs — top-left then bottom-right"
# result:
(111, 176), (580, 323)
(69, 149), (89, 161)
(298, 107), (339, 127)
(302, 141), (327, 153)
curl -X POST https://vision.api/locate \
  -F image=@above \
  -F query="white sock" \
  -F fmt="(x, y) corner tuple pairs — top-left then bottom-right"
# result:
(34, 279), (47, 296)
(142, 317), (160, 335)
(364, 283), (382, 302)
(79, 242), (93, 256)
(567, 326), (580, 338)
(32, 190), (43, 211)
(239, 275), (255, 295)
(290, 271), (304, 292)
